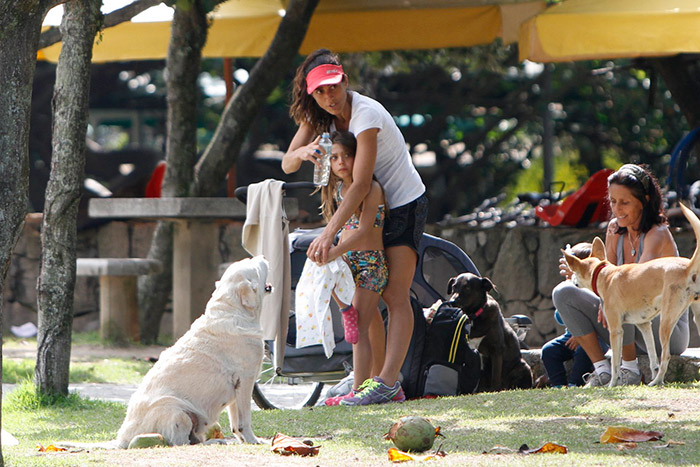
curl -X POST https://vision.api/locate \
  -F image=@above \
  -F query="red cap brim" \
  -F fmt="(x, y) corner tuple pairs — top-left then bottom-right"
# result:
(306, 64), (344, 94)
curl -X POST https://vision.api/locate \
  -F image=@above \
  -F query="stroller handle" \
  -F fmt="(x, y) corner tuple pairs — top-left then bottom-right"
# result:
(234, 181), (316, 204)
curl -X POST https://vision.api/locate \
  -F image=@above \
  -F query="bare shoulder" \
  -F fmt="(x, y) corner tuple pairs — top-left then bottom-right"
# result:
(647, 224), (674, 242)
(644, 224), (677, 258)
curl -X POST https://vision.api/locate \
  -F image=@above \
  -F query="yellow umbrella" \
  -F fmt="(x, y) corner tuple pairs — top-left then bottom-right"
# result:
(520, 0), (700, 63)
(39, 0), (544, 63)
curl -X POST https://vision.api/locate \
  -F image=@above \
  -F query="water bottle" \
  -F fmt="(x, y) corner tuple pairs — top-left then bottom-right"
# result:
(314, 132), (332, 186)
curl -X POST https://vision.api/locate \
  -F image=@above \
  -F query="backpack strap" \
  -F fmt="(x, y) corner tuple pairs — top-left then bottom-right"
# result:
(448, 313), (469, 363)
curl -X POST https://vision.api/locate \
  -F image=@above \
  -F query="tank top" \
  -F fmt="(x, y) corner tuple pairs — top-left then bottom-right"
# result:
(616, 232), (645, 265)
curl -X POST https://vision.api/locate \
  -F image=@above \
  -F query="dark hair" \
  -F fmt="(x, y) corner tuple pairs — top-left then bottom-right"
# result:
(289, 48), (344, 135)
(319, 131), (357, 223)
(607, 163), (666, 234)
(569, 242), (592, 259)
(331, 130), (356, 154)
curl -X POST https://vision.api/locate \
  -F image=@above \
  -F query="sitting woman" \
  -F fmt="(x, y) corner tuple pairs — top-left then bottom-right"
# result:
(553, 164), (690, 387)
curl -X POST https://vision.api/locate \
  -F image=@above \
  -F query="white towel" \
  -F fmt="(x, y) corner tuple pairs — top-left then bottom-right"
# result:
(295, 257), (355, 358)
(241, 179), (290, 346)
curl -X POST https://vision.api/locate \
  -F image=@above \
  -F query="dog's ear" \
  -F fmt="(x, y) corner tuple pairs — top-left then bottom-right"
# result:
(237, 279), (258, 312)
(447, 277), (457, 295)
(562, 249), (583, 272)
(591, 237), (606, 260)
(481, 277), (494, 292)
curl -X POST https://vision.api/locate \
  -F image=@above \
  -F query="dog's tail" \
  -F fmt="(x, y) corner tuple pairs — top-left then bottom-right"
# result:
(681, 202), (700, 274)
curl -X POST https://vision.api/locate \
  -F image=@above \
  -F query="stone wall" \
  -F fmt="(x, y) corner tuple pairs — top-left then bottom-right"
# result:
(3, 216), (247, 336)
(5, 216), (700, 348)
(428, 224), (700, 349)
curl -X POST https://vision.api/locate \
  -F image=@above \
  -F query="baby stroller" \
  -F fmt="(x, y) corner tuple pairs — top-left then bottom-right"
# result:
(237, 182), (481, 409)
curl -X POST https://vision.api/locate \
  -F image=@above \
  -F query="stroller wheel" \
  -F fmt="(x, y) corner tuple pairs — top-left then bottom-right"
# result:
(252, 380), (324, 410)
(252, 360), (324, 410)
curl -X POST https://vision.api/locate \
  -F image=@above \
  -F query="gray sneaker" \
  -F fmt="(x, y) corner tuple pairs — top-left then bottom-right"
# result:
(340, 377), (404, 406)
(618, 368), (642, 385)
(583, 371), (611, 387)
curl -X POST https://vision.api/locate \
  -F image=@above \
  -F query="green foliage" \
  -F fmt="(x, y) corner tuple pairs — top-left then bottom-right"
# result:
(3, 359), (35, 383)
(96, 45), (690, 220)
(2, 358), (151, 385)
(504, 149), (588, 204)
(4, 380), (91, 410)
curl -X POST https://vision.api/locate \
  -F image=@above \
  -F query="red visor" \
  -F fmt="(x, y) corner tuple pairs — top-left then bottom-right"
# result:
(306, 64), (344, 94)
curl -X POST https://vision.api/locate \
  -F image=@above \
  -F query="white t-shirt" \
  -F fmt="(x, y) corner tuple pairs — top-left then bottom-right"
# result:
(332, 91), (425, 209)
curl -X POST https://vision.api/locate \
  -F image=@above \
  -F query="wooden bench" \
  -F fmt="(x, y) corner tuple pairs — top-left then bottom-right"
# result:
(77, 258), (162, 342)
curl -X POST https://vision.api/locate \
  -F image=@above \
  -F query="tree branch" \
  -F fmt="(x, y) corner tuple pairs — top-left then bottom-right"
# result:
(39, 0), (163, 49)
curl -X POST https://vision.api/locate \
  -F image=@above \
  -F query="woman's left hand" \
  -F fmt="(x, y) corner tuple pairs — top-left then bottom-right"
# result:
(307, 229), (333, 264)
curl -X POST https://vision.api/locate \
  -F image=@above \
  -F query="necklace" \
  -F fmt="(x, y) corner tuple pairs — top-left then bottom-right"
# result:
(628, 231), (640, 257)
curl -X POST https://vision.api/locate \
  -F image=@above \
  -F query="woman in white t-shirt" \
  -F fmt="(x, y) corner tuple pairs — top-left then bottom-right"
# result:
(282, 48), (427, 406)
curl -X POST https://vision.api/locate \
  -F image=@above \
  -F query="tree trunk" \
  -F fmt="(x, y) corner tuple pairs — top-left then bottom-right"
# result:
(653, 56), (700, 128)
(36, 0), (102, 396)
(138, 0), (318, 341)
(0, 1), (64, 462)
(192, 0), (320, 196)
(138, 1), (213, 343)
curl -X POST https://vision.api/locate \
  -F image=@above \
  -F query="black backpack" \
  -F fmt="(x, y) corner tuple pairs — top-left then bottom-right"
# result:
(400, 298), (481, 399)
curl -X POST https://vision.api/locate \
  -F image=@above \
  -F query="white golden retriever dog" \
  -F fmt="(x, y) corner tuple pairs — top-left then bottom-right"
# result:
(117, 256), (270, 448)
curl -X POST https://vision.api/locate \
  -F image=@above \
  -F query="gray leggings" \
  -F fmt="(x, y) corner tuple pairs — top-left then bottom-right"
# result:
(552, 281), (690, 356)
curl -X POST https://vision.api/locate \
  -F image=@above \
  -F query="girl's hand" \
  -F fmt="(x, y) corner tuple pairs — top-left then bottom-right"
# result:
(597, 304), (608, 328)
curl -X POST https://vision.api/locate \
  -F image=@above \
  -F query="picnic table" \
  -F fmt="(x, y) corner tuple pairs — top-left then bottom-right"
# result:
(88, 197), (298, 339)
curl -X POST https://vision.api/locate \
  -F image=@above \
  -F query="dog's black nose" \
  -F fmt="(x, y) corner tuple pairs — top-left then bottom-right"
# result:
(264, 284), (273, 294)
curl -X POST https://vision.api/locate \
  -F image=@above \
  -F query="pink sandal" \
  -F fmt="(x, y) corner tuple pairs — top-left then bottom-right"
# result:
(341, 305), (359, 344)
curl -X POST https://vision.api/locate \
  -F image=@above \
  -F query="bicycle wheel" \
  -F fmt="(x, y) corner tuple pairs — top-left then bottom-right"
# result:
(252, 362), (324, 410)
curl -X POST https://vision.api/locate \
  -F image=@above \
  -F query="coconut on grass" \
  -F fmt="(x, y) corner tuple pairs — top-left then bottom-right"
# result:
(384, 416), (442, 452)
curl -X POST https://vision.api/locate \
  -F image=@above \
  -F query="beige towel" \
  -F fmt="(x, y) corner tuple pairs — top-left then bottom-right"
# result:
(242, 180), (290, 354)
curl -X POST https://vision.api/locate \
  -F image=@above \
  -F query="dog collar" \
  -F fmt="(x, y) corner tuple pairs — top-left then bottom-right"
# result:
(473, 307), (484, 318)
(591, 262), (608, 297)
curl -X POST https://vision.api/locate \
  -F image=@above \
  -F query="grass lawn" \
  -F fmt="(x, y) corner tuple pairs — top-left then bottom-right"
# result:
(3, 382), (700, 466)
(3, 334), (700, 465)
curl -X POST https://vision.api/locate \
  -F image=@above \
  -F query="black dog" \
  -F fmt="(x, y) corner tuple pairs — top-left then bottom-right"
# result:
(447, 272), (533, 392)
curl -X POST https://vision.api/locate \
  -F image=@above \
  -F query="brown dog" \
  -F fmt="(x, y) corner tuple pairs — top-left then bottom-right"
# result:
(563, 202), (700, 387)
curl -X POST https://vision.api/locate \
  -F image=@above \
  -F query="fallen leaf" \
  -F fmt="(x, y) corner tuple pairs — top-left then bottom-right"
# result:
(388, 447), (445, 462)
(616, 442), (637, 450)
(484, 445), (517, 454)
(271, 433), (320, 457)
(519, 442), (568, 454)
(600, 426), (664, 444)
(37, 444), (67, 452)
(655, 440), (685, 448)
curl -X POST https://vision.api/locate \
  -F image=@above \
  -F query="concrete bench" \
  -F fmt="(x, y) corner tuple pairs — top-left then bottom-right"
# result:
(522, 348), (700, 385)
(77, 258), (162, 342)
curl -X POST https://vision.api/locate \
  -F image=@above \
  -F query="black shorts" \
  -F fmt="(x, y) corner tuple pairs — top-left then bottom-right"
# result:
(383, 193), (428, 253)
